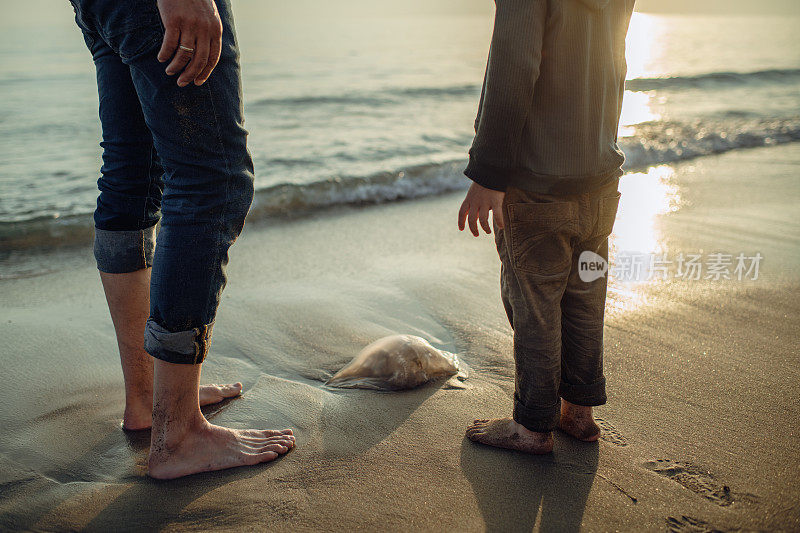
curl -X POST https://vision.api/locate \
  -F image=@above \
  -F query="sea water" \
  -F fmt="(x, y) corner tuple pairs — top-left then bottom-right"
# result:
(0, 3), (798, 248)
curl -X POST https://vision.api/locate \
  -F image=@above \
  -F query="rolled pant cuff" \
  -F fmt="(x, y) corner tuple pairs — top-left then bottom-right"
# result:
(143, 318), (213, 365)
(513, 396), (560, 432)
(94, 225), (157, 273)
(559, 377), (607, 407)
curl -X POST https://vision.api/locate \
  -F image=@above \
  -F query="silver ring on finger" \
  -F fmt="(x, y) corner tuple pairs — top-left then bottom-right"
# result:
(179, 45), (195, 54)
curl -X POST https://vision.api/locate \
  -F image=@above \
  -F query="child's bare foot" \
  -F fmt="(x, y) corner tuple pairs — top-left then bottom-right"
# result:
(466, 418), (553, 454)
(122, 382), (244, 431)
(148, 422), (295, 480)
(558, 400), (600, 442)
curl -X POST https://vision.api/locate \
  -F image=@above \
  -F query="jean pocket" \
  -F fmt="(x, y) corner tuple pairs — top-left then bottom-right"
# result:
(106, 23), (164, 62)
(591, 191), (621, 239)
(96, 1), (163, 62)
(507, 201), (577, 277)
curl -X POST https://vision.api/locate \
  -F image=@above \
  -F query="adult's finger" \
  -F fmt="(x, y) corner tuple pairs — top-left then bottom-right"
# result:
(178, 32), (210, 86)
(492, 199), (505, 229)
(195, 30), (222, 85)
(478, 205), (492, 234)
(158, 24), (180, 63)
(458, 201), (469, 231)
(165, 37), (196, 77)
(467, 207), (479, 237)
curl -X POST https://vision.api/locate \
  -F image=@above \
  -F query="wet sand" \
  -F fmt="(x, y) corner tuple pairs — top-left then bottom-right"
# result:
(1, 144), (799, 531)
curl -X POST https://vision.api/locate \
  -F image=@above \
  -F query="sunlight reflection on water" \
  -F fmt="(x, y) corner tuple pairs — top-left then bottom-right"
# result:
(613, 165), (680, 254)
(607, 165), (681, 312)
(618, 13), (662, 136)
(625, 13), (660, 80)
(618, 91), (659, 137)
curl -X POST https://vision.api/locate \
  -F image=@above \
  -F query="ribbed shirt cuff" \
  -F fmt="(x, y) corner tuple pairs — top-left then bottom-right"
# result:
(463, 157), (511, 192)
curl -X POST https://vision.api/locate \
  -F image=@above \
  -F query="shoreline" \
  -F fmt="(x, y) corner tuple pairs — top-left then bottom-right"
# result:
(3, 135), (800, 259)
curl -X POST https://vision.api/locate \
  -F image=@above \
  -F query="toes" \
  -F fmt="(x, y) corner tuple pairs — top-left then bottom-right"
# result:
(256, 451), (280, 463)
(262, 436), (295, 448)
(221, 382), (243, 398)
(466, 421), (488, 433)
(465, 427), (484, 440)
(241, 429), (289, 439)
(466, 431), (482, 441)
(245, 451), (280, 465)
(241, 434), (296, 447)
(256, 429), (283, 438)
(260, 443), (290, 454)
(261, 428), (293, 438)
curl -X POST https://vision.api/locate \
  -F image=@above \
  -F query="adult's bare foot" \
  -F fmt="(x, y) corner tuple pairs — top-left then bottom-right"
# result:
(558, 400), (601, 442)
(466, 417), (553, 454)
(148, 422), (295, 480)
(199, 382), (244, 406)
(122, 398), (154, 431)
(122, 382), (244, 431)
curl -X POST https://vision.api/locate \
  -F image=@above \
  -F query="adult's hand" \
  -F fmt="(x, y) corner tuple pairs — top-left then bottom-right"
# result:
(156, 0), (223, 87)
(458, 182), (505, 237)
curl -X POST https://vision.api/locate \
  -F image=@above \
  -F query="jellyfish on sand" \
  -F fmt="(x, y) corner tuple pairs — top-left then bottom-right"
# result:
(326, 335), (469, 391)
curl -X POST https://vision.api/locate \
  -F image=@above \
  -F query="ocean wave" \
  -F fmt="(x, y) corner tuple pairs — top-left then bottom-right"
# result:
(245, 70), (800, 109)
(246, 162), (467, 218)
(394, 84), (479, 98)
(247, 84), (480, 108)
(248, 95), (393, 108)
(2, 117), (799, 252)
(619, 117), (800, 168)
(625, 68), (800, 92)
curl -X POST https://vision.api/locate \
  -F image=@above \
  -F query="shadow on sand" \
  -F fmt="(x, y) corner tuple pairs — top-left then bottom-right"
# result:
(460, 433), (599, 533)
(320, 380), (442, 458)
(81, 463), (273, 532)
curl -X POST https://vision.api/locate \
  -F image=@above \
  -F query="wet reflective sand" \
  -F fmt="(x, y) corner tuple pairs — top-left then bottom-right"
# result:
(1, 145), (798, 530)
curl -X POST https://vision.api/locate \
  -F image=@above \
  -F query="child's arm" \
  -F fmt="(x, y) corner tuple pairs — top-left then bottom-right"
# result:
(459, 0), (546, 237)
(465, 0), (547, 192)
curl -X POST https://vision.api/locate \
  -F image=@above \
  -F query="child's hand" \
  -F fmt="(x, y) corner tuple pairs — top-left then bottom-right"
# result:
(458, 183), (505, 237)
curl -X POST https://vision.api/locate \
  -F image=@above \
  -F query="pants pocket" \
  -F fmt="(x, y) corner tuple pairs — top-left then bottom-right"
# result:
(591, 191), (621, 239)
(107, 23), (164, 63)
(93, 0), (164, 62)
(507, 201), (577, 278)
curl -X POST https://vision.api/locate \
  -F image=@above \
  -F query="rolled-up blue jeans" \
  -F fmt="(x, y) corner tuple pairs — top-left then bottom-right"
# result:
(70, 0), (255, 364)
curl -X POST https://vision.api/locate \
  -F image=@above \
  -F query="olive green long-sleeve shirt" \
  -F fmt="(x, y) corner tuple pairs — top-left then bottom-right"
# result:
(465, 0), (636, 194)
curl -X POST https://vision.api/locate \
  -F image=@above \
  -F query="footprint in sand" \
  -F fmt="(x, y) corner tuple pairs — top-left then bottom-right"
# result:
(666, 515), (726, 533)
(644, 459), (735, 507)
(595, 417), (627, 446)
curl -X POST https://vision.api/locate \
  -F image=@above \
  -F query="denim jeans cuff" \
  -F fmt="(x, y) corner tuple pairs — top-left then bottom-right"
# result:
(143, 318), (213, 365)
(94, 225), (156, 273)
(559, 377), (607, 407)
(513, 396), (560, 432)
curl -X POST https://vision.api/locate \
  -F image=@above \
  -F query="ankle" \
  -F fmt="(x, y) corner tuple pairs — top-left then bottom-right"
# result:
(511, 419), (552, 439)
(561, 399), (592, 418)
(125, 389), (153, 409)
(151, 410), (207, 449)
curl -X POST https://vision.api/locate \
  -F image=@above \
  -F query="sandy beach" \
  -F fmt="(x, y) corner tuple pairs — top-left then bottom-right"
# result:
(0, 144), (799, 531)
